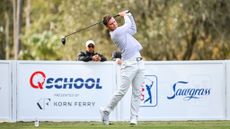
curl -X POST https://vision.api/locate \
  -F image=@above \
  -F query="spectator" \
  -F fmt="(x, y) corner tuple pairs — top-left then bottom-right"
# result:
(77, 40), (107, 62)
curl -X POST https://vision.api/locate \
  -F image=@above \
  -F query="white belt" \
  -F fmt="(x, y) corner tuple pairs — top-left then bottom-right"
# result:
(125, 57), (143, 62)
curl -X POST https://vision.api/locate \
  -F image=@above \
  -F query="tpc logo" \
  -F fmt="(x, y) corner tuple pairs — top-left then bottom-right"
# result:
(140, 75), (158, 107)
(29, 71), (103, 90)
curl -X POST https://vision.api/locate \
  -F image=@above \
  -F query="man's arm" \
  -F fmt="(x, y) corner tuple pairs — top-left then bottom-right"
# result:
(118, 11), (137, 35)
(126, 13), (137, 35)
(77, 51), (92, 62)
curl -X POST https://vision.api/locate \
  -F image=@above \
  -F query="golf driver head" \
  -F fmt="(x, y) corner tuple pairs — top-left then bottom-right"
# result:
(61, 37), (66, 45)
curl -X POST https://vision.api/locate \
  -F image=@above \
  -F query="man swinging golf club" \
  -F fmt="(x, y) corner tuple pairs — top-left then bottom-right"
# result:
(100, 10), (145, 125)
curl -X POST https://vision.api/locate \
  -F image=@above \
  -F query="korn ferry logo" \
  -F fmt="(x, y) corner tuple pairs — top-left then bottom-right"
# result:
(140, 75), (158, 107)
(29, 71), (102, 90)
(37, 98), (51, 110)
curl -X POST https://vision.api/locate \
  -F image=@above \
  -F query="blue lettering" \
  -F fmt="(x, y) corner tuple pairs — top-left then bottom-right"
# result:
(44, 77), (103, 89)
(205, 89), (211, 95)
(63, 78), (73, 89)
(85, 78), (95, 89)
(167, 81), (188, 99)
(54, 78), (63, 89)
(167, 81), (211, 101)
(74, 78), (84, 89)
(46, 78), (54, 89)
(96, 78), (102, 89)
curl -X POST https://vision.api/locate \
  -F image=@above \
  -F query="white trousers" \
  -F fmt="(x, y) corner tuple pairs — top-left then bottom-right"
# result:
(105, 58), (145, 118)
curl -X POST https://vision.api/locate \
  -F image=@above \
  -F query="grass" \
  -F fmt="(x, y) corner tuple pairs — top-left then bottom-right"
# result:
(0, 121), (230, 129)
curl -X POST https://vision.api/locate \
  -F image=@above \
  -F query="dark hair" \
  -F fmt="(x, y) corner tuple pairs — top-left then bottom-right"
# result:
(103, 15), (112, 26)
(112, 51), (122, 60)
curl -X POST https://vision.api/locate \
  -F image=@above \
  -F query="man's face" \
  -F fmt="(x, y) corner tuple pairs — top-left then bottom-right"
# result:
(106, 17), (118, 31)
(86, 44), (95, 53)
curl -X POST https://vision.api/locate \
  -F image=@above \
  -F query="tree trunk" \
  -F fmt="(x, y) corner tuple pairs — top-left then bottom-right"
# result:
(5, 12), (10, 59)
(183, 29), (197, 60)
(26, 0), (30, 32)
(13, 0), (17, 59)
(13, 0), (22, 60)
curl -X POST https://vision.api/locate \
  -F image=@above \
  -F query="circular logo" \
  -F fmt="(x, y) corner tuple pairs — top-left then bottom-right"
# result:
(29, 71), (46, 89)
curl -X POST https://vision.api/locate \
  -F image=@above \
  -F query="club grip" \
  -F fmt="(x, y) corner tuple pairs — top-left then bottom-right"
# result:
(113, 14), (120, 18)
(113, 10), (131, 18)
(125, 10), (130, 13)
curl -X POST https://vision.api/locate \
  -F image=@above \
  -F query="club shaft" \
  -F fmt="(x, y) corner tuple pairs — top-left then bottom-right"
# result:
(64, 11), (129, 38)
(65, 21), (102, 38)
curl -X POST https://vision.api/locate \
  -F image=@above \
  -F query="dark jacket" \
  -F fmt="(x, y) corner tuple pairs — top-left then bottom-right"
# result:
(77, 51), (107, 62)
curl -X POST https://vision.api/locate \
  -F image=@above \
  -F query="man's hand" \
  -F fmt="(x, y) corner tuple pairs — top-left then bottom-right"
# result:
(119, 11), (127, 17)
(119, 10), (130, 17)
(92, 54), (101, 61)
(115, 58), (122, 65)
(95, 54), (101, 61)
(92, 55), (98, 61)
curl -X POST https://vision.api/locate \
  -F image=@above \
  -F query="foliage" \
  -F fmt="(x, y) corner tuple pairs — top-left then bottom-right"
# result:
(0, 0), (13, 59)
(19, 30), (61, 60)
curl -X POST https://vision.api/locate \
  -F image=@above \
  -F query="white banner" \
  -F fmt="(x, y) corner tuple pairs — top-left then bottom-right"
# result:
(0, 61), (12, 121)
(119, 61), (226, 120)
(17, 61), (117, 121)
(226, 61), (230, 120)
(0, 60), (225, 121)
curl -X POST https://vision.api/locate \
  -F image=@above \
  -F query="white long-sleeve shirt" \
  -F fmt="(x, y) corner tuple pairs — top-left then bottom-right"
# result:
(110, 13), (143, 60)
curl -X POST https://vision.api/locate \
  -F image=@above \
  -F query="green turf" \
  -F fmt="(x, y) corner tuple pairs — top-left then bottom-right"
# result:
(0, 121), (230, 129)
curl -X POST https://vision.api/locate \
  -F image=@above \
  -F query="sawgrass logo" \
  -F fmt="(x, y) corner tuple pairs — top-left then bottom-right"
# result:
(167, 81), (211, 101)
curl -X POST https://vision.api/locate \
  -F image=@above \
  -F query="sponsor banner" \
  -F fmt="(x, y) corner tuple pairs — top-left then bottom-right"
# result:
(17, 61), (116, 121)
(119, 61), (225, 120)
(0, 61), (12, 121)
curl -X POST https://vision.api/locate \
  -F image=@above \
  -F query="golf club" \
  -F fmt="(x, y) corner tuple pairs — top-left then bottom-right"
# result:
(61, 10), (130, 45)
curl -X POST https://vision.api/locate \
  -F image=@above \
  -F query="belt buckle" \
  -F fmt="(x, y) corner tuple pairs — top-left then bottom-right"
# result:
(136, 57), (142, 61)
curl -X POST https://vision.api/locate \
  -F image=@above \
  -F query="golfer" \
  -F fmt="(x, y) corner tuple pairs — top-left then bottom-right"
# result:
(100, 10), (145, 125)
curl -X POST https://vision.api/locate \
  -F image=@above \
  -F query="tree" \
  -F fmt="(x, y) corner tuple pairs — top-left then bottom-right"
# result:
(1, 0), (229, 60)
(133, 0), (230, 60)
(0, 0), (14, 59)
(12, 0), (22, 60)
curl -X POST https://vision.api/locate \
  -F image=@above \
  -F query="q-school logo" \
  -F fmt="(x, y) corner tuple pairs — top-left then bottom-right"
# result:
(30, 71), (46, 89)
(29, 71), (103, 90)
(140, 75), (158, 107)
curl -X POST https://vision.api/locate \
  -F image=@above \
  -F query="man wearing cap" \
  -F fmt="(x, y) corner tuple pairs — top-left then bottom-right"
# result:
(77, 40), (107, 62)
